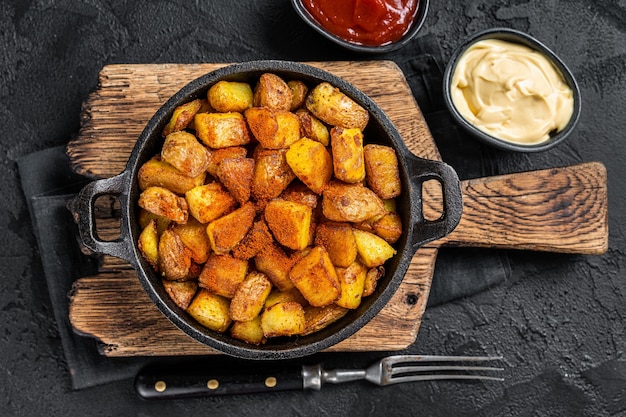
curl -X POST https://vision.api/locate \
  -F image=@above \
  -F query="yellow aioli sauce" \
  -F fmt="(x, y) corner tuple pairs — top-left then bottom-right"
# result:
(450, 39), (574, 145)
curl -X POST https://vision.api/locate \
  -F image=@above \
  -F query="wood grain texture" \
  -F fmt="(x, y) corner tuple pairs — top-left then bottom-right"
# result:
(67, 62), (608, 357)
(68, 61), (439, 356)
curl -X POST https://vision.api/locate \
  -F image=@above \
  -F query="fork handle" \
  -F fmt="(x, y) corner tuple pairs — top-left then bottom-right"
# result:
(135, 365), (304, 399)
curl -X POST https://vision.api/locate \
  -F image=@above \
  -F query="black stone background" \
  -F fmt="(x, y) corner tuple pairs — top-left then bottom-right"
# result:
(1, 0), (625, 416)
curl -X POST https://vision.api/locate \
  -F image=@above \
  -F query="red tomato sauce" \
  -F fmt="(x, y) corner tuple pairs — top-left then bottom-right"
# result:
(302, 0), (419, 47)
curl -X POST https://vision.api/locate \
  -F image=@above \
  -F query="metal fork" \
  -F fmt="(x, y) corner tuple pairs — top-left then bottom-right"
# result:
(135, 354), (504, 399)
(302, 355), (504, 389)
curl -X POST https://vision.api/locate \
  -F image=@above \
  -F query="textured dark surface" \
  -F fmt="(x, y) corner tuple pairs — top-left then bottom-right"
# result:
(1, 0), (624, 416)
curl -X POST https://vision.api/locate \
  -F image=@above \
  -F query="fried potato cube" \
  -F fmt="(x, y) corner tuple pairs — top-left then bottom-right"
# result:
(161, 131), (210, 178)
(230, 315), (265, 345)
(138, 219), (159, 270)
(314, 222), (357, 268)
(305, 82), (369, 130)
(162, 98), (203, 136)
(279, 182), (320, 209)
(138, 157), (205, 194)
(352, 229), (397, 268)
(199, 254), (248, 298)
(253, 73), (292, 111)
(264, 199), (312, 251)
(206, 202), (256, 254)
(185, 182), (237, 224)
(163, 279), (198, 310)
(194, 112), (251, 149)
(335, 261), (367, 309)
(207, 80), (253, 113)
(331, 127), (365, 183)
(289, 246), (340, 307)
(171, 217), (212, 263)
(286, 138), (333, 194)
(138, 186), (188, 224)
(158, 229), (192, 280)
(251, 148), (296, 200)
(245, 107), (301, 149)
(206, 146), (248, 177)
(295, 109), (330, 146)
(232, 218), (274, 260)
(362, 265), (385, 297)
(261, 301), (305, 338)
(254, 243), (296, 291)
(138, 209), (171, 234)
(264, 287), (308, 309)
(363, 144), (401, 199)
(288, 80), (308, 110)
(321, 182), (386, 223)
(229, 271), (273, 322)
(301, 304), (348, 336)
(216, 157), (254, 204)
(187, 289), (232, 332)
(372, 211), (402, 244)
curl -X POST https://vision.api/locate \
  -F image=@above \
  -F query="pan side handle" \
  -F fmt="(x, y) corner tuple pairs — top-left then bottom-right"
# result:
(425, 162), (608, 254)
(69, 172), (137, 265)
(405, 156), (463, 250)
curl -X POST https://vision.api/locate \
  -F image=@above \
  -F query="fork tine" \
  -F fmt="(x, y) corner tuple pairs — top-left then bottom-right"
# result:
(386, 374), (505, 385)
(385, 355), (504, 365)
(391, 365), (504, 376)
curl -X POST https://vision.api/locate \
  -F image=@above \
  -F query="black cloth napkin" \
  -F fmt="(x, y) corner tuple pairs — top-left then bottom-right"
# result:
(18, 34), (510, 390)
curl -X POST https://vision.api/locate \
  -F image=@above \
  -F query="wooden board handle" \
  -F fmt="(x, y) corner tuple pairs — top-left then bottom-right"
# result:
(424, 162), (608, 254)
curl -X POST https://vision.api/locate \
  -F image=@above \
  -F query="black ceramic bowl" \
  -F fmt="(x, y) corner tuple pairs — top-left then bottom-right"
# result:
(291, 0), (429, 54)
(72, 60), (462, 360)
(443, 28), (581, 152)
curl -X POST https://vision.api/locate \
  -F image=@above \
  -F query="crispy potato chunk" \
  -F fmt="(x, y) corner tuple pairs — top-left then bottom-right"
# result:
(251, 148), (296, 200)
(162, 98), (203, 137)
(138, 157), (205, 194)
(207, 81), (253, 113)
(206, 146), (248, 177)
(138, 186), (188, 224)
(296, 109), (330, 146)
(288, 80), (308, 110)
(335, 261), (367, 309)
(331, 127), (365, 183)
(261, 301), (305, 338)
(254, 243), (296, 291)
(229, 271), (272, 322)
(289, 246), (340, 307)
(264, 199), (312, 251)
(305, 82), (369, 130)
(314, 222), (357, 268)
(199, 254), (249, 298)
(163, 279), (198, 310)
(286, 138), (333, 194)
(171, 217), (212, 264)
(187, 289), (232, 332)
(230, 315), (265, 345)
(158, 229), (192, 280)
(322, 182), (386, 223)
(364, 144), (401, 199)
(185, 182), (237, 224)
(253, 73), (292, 111)
(363, 265), (385, 297)
(194, 112), (251, 149)
(372, 211), (402, 244)
(352, 229), (396, 268)
(138, 219), (159, 270)
(206, 202), (256, 254)
(216, 157), (254, 204)
(232, 218), (274, 260)
(264, 288), (308, 309)
(245, 107), (301, 149)
(161, 131), (210, 178)
(279, 182), (319, 209)
(301, 304), (348, 336)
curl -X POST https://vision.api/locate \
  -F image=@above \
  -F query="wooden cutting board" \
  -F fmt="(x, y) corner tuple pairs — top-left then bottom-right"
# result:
(67, 61), (608, 357)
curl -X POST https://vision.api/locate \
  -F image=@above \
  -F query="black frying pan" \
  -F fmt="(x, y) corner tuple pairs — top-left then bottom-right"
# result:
(72, 61), (462, 360)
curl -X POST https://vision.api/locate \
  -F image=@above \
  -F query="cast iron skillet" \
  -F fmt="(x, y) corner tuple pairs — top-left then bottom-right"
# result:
(72, 61), (462, 360)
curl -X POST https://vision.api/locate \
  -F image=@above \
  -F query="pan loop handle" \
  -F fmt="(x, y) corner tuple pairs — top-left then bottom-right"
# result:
(406, 157), (463, 249)
(71, 171), (137, 266)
